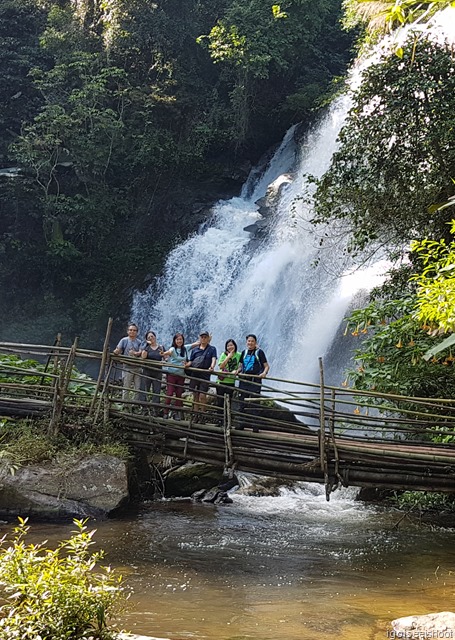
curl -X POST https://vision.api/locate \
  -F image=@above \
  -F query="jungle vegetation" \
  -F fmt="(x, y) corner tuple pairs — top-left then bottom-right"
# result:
(0, 0), (353, 345)
(313, 1), (455, 406)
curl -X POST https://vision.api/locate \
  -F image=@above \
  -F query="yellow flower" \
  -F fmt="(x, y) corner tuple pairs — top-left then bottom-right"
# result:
(395, 340), (402, 348)
(353, 407), (360, 415)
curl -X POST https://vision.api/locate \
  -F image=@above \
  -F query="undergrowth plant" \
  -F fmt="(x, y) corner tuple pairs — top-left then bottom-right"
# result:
(0, 518), (125, 640)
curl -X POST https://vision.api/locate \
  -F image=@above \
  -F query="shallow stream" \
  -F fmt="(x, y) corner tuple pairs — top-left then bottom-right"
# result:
(7, 484), (455, 640)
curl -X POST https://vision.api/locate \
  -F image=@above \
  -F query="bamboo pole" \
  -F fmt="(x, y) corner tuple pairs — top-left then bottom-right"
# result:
(48, 337), (78, 437)
(89, 317), (113, 417)
(223, 394), (234, 472)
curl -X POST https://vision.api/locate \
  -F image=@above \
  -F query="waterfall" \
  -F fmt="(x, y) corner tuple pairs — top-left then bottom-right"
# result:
(132, 94), (365, 385)
(132, 7), (455, 385)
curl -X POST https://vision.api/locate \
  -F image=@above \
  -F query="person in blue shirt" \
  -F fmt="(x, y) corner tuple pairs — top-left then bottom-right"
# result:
(235, 334), (269, 432)
(160, 333), (198, 420)
(186, 330), (217, 421)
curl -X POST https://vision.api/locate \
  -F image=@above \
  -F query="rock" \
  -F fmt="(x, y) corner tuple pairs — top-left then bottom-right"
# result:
(356, 487), (394, 503)
(0, 454), (129, 519)
(191, 487), (233, 504)
(236, 475), (295, 497)
(391, 611), (455, 638)
(164, 462), (224, 497)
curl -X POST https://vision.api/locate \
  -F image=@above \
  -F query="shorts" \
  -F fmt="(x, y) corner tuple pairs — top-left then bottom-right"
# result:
(188, 369), (211, 393)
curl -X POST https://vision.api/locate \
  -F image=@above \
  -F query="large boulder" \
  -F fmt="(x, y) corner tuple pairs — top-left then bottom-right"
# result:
(164, 462), (224, 497)
(392, 611), (455, 638)
(0, 454), (129, 519)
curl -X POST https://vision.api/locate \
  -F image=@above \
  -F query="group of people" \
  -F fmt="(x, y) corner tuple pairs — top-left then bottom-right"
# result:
(113, 324), (270, 427)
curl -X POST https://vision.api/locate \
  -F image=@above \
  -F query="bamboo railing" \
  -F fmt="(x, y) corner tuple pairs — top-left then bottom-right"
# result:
(2, 330), (455, 499)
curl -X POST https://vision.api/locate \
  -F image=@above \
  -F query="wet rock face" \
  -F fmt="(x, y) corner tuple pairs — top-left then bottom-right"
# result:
(391, 611), (455, 638)
(236, 475), (295, 497)
(0, 455), (129, 519)
(164, 462), (225, 498)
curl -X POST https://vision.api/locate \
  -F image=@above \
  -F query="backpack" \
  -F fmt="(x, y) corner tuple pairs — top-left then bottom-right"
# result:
(242, 349), (262, 375)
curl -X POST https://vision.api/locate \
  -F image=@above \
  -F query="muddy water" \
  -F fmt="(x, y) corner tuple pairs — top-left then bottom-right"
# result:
(7, 484), (455, 640)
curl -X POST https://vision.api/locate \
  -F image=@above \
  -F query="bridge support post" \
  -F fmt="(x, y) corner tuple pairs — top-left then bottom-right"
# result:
(223, 394), (235, 475)
(89, 317), (113, 417)
(48, 337), (78, 437)
(318, 357), (330, 501)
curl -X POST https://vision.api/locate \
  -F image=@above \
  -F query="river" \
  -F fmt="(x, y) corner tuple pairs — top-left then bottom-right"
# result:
(7, 483), (455, 640)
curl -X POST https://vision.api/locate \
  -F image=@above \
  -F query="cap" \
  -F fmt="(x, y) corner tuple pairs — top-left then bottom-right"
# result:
(199, 330), (210, 336)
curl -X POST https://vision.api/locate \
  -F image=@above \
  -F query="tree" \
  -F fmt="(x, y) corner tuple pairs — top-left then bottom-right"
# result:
(313, 34), (455, 254)
(343, 0), (454, 37)
(345, 296), (455, 399)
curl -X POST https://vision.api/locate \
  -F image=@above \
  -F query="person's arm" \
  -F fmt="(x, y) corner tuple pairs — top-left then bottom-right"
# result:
(160, 347), (173, 359)
(113, 338), (124, 355)
(234, 352), (244, 375)
(259, 351), (269, 378)
(219, 352), (233, 370)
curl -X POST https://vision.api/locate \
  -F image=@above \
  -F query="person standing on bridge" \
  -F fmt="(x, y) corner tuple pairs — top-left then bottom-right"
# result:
(161, 333), (199, 420)
(140, 330), (165, 415)
(185, 330), (217, 421)
(216, 339), (241, 409)
(235, 334), (269, 432)
(113, 323), (142, 404)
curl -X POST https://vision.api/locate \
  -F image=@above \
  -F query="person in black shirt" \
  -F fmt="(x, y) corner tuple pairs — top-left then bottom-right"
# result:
(186, 330), (217, 420)
(235, 334), (269, 432)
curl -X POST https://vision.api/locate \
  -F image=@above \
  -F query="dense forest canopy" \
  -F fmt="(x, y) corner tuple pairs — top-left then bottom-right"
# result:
(0, 0), (353, 344)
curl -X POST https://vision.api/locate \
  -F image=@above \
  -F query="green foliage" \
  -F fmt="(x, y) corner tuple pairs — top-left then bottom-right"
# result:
(314, 34), (455, 255)
(394, 489), (455, 513)
(0, 353), (95, 396)
(343, 0), (454, 38)
(412, 220), (455, 334)
(0, 0), (353, 343)
(0, 421), (57, 467)
(345, 297), (455, 399)
(0, 518), (124, 640)
(0, 418), (129, 469)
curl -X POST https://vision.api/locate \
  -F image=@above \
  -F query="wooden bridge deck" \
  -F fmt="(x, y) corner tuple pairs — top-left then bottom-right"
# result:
(2, 338), (455, 499)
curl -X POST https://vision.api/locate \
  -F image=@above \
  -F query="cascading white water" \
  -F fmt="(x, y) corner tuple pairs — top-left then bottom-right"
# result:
(131, 90), (372, 384)
(132, 7), (455, 385)
(132, 103), (348, 383)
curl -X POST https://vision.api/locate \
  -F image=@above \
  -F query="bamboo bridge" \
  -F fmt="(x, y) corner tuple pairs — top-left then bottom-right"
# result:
(2, 336), (455, 500)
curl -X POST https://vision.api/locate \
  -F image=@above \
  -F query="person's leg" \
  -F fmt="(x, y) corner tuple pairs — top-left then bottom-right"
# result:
(248, 379), (263, 432)
(216, 385), (225, 409)
(238, 378), (260, 430)
(198, 377), (210, 414)
(131, 368), (142, 402)
(173, 376), (185, 420)
(150, 375), (161, 412)
(188, 375), (201, 418)
(122, 368), (134, 402)
(164, 374), (177, 417)
(236, 380), (249, 429)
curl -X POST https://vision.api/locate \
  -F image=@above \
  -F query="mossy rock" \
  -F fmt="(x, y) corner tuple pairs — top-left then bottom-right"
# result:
(164, 462), (224, 497)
